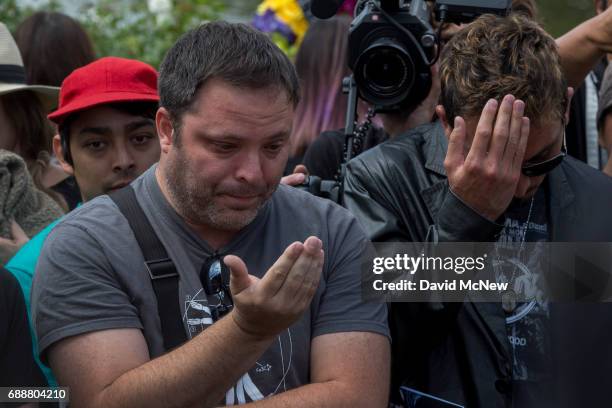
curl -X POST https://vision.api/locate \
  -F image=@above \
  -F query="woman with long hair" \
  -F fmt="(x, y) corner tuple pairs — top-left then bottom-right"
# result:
(289, 15), (354, 166)
(14, 11), (95, 87)
(0, 90), (69, 210)
(0, 22), (68, 260)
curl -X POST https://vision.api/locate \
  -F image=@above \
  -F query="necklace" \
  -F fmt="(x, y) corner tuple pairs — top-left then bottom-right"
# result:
(500, 195), (535, 314)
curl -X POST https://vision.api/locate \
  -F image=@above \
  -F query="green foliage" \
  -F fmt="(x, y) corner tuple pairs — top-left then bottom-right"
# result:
(1, 0), (62, 31)
(1, 0), (34, 32)
(81, 0), (225, 68)
(537, 0), (596, 37)
(270, 32), (300, 59)
(0, 0), (225, 69)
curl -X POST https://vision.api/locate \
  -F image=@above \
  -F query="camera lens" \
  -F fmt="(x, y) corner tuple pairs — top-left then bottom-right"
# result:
(364, 49), (408, 92)
(354, 37), (415, 107)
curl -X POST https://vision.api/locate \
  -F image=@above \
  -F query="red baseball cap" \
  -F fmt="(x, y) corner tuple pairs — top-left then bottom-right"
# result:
(48, 56), (159, 125)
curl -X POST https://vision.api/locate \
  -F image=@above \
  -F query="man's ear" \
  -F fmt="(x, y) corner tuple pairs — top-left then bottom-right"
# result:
(156, 107), (176, 154)
(564, 87), (575, 125)
(435, 105), (453, 139)
(52, 135), (74, 176)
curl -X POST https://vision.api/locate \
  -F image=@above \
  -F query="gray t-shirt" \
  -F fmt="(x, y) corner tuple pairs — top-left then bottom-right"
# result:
(32, 165), (389, 404)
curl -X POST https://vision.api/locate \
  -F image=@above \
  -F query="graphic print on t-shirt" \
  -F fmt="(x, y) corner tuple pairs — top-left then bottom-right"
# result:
(183, 289), (295, 405)
(184, 288), (214, 331)
(494, 188), (552, 405)
(225, 330), (294, 404)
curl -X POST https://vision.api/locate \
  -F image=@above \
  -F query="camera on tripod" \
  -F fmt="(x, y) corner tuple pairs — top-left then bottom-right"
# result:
(298, 0), (511, 202)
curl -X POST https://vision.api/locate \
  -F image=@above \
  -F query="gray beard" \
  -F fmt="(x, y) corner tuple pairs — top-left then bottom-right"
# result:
(162, 151), (274, 232)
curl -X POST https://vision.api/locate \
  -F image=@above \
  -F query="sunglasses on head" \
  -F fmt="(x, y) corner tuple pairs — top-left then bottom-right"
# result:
(521, 131), (567, 177)
(200, 256), (233, 321)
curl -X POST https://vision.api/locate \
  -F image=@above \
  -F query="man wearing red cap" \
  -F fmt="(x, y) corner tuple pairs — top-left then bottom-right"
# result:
(48, 56), (160, 201)
(32, 21), (390, 407)
(6, 56), (161, 386)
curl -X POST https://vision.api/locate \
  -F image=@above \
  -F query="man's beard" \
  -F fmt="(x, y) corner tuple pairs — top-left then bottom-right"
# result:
(163, 149), (277, 232)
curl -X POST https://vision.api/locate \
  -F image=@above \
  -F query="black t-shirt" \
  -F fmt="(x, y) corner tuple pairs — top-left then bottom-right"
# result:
(0, 269), (47, 387)
(302, 126), (389, 181)
(51, 176), (81, 210)
(495, 186), (551, 407)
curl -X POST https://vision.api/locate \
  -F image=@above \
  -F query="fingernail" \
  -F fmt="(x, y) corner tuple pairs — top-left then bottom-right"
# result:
(515, 100), (525, 115)
(488, 99), (498, 109)
(306, 237), (322, 251)
(454, 116), (459, 128)
(291, 242), (304, 256)
(296, 173), (305, 183)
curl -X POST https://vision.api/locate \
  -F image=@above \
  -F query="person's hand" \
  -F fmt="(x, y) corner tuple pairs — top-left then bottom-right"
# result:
(603, 158), (612, 177)
(442, 95), (530, 221)
(588, 4), (612, 54)
(224, 236), (323, 338)
(280, 164), (309, 186)
(0, 220), (29, 263)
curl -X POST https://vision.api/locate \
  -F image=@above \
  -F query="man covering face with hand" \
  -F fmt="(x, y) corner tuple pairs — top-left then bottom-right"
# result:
(344, 14), (612, 408)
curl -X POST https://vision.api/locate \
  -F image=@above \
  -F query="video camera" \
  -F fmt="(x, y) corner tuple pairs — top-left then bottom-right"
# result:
(313, 0), (511, 112)
(299, 0), (511, 202)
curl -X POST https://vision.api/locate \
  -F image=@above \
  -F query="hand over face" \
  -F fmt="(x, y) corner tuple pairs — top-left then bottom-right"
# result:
(440, 95), (530, 221)
(223, 236), (324, 338)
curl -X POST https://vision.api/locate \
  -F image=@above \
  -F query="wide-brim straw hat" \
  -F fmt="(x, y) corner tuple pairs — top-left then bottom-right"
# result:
(0, 22), (59, 111)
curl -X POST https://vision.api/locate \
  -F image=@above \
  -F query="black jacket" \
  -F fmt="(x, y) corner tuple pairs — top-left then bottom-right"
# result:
(303, 126), (389, 181)
(343, 122), (612, 407)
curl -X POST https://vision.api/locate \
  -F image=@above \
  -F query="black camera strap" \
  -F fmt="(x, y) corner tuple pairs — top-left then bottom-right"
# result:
(109, 186), (188, 351)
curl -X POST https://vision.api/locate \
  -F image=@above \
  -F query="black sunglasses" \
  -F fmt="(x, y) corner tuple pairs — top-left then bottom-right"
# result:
(200, 256), (233, 321)
(521, 132), (567, 177)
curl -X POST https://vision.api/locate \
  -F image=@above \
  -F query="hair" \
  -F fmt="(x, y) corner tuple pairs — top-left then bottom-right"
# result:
(14, 12), (95, 87)
(511, 0), (538, 20)
(0, 91), (67, 209)
(290, 15), (352, 157)
(58, 101), (159, 165)
(599, 0), (609, 12)
(158, 21), (300, 137)
(439, 14), (567, 127)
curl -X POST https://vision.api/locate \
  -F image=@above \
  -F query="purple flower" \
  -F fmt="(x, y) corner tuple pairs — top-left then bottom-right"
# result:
(252, 9), (297, 44)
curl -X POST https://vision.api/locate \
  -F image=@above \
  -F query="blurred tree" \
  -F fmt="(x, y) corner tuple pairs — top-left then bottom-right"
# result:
(79, 0), (225, 68)
(1, 0), (224, 68)
(229, 0), (261, 17)
(538, 0), (596, 37)
(0, 0), (62, 32)
(0, 0), (27, 31)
